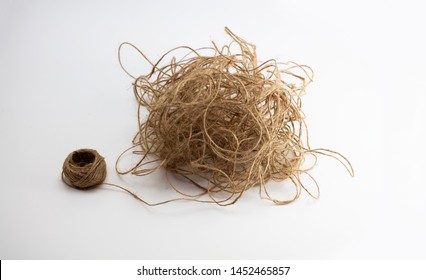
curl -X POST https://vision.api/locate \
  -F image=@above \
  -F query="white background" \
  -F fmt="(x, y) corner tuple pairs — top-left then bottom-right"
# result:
(0, 0), (425, 259)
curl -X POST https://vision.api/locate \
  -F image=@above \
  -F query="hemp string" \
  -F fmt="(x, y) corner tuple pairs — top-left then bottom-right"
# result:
(62, 149), (213, 206)
(61, 27), (354, 206)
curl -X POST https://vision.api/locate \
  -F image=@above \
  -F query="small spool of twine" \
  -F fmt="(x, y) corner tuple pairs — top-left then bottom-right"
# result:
(62, 149), (107, 189)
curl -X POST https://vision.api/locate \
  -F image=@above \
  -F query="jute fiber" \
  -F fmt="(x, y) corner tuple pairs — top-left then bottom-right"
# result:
(113, 27), (354, 205)
(62, 28), (353, 206)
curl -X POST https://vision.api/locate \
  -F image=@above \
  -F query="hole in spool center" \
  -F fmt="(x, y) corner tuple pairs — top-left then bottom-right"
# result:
(71, 151), (95, 167)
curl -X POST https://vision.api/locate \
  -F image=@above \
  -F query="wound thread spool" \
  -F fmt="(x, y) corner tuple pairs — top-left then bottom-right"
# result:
(62, 149), (107, 189)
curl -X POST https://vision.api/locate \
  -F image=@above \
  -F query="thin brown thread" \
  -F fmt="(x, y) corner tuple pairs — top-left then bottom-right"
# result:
(110, 27), (354, 206)
(61, 27), (354, 206)
(62, 149), (230, 205)
(62, 149), (107, 189)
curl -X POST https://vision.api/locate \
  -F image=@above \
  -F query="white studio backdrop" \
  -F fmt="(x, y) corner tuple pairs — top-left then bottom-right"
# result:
(0, 0), (425, 259)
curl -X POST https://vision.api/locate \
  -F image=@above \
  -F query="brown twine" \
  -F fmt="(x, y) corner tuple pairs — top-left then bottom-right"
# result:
(62, 148), (218, 206)
(113, 27), (354, 206)
(61, 27), (354, 206)
(62, 149), (107, 189)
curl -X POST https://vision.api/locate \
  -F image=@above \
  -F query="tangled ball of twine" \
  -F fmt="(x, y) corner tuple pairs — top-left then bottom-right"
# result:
(62, 149), (107, 189)
(117, 27), (354, 206)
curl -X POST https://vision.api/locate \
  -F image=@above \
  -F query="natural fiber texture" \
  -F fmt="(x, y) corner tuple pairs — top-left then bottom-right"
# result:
(62, 149), (107, 189)
(117, 27), (354, 206)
